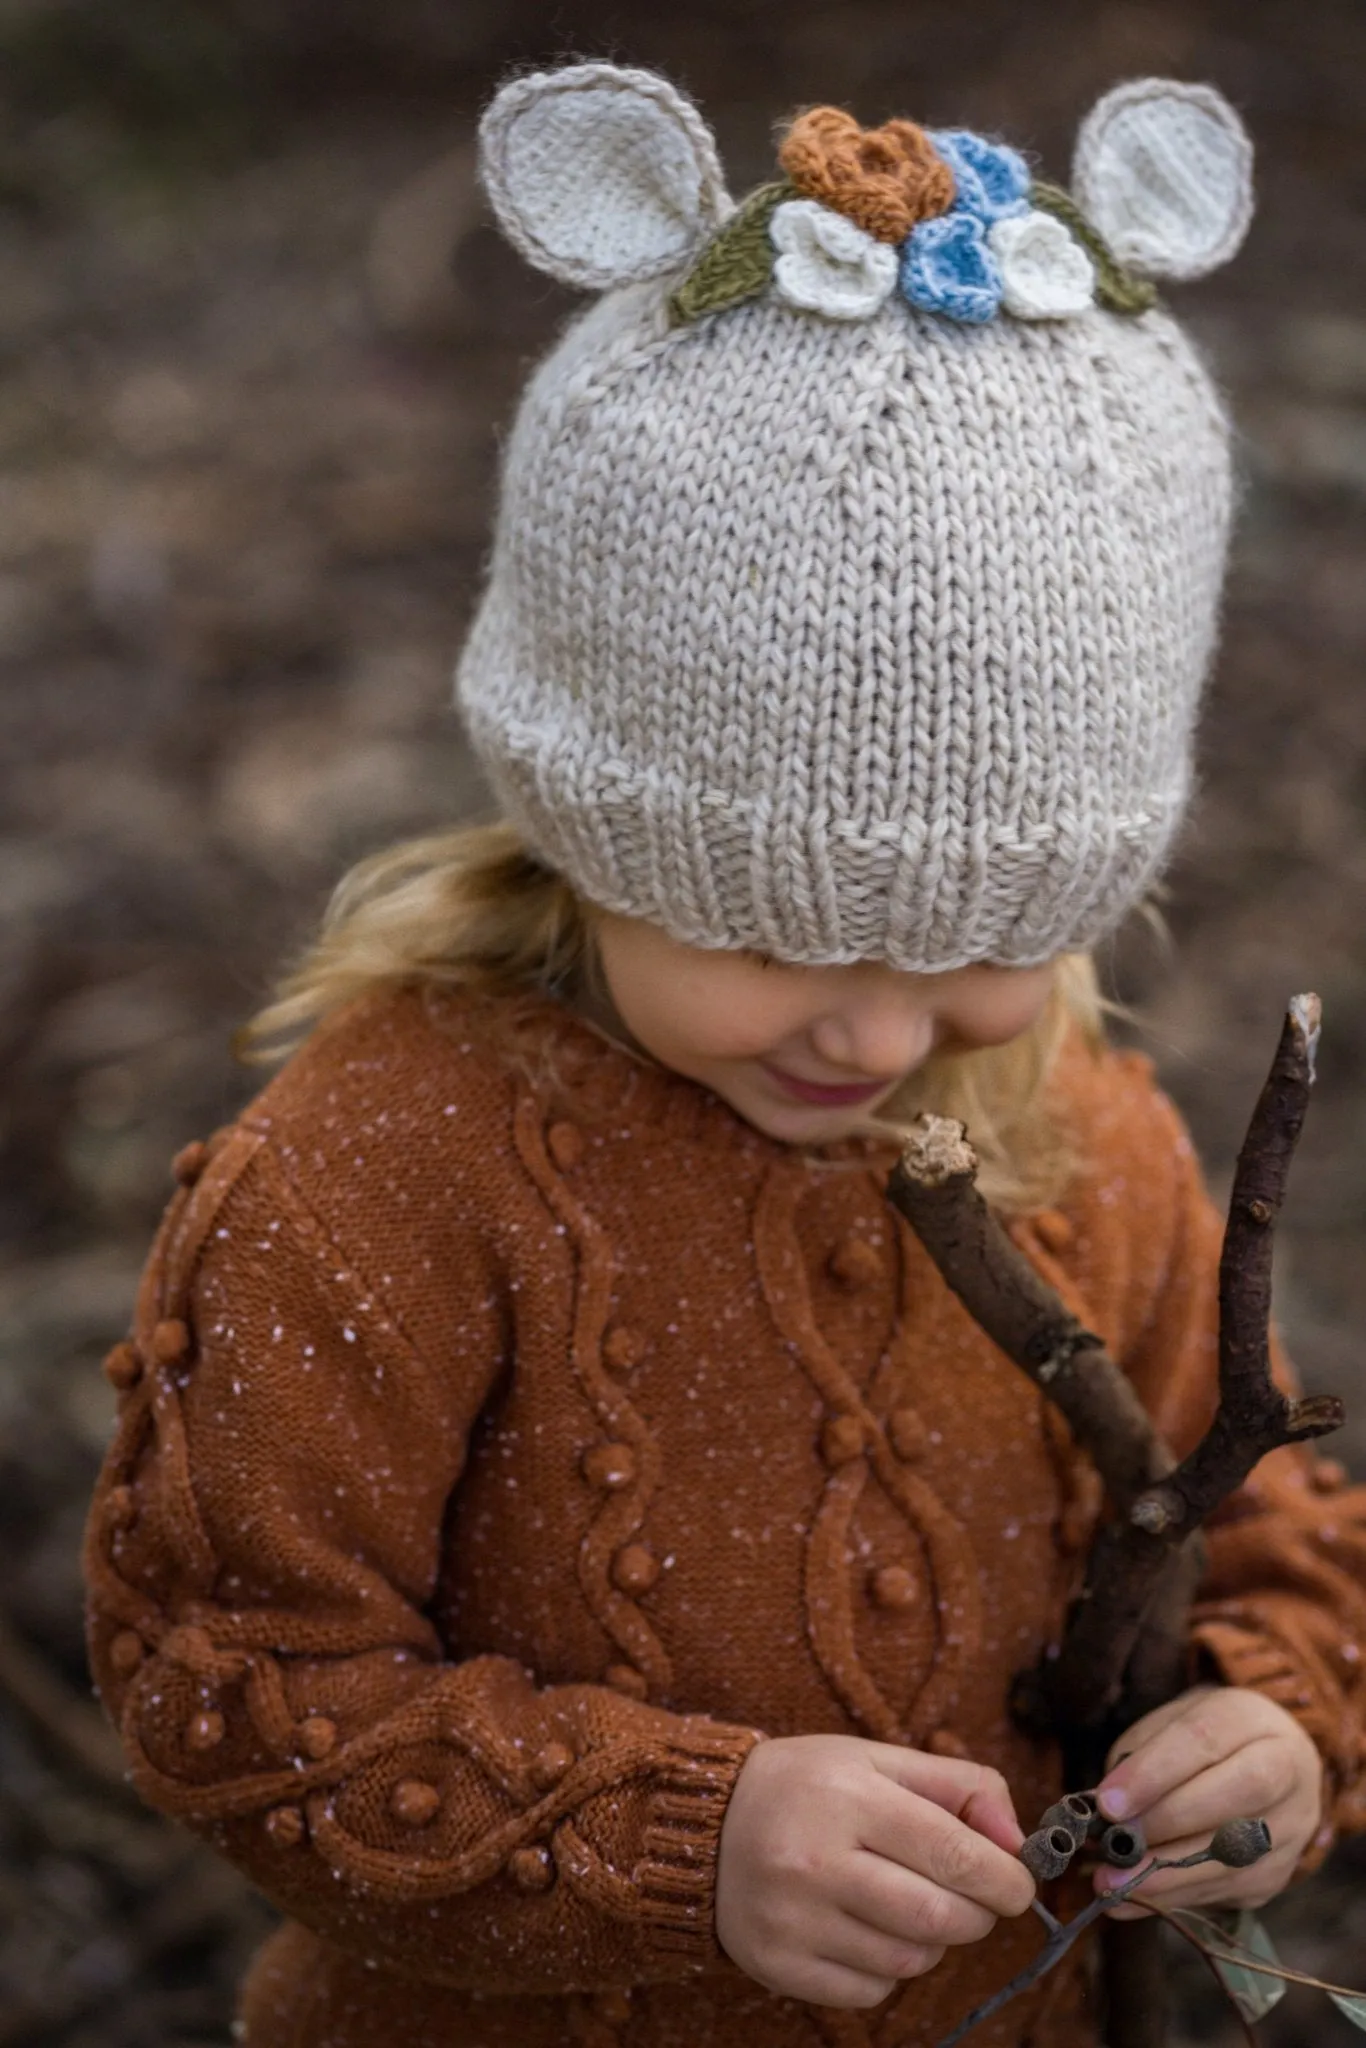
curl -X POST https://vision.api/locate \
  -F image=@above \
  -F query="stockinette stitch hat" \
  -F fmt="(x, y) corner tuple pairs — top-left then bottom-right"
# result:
(456, 66), (1254, 970)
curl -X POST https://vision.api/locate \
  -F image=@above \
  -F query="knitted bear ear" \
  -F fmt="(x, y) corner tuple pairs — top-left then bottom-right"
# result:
(1072, 79), (1253, 281)
(478, 63), (731, 292)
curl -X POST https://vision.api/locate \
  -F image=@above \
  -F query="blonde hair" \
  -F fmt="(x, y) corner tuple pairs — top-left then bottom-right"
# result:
(239, 816), (1109, 1212)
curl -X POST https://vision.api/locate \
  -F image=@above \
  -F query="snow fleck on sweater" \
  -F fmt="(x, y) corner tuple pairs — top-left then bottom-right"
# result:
(83, 984), (1366, 2048)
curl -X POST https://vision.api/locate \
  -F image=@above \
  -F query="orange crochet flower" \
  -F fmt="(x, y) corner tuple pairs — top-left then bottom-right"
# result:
(778, 107), (955, 245)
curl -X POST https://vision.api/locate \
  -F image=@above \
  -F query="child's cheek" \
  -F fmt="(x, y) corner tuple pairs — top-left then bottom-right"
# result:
(680, 979), (808, 1064)
(960, 974), (1055, 1049)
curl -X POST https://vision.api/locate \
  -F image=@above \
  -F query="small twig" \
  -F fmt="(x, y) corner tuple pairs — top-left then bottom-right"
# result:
(886, 1119), (1179, 1739)
(892, 999), (1345, 2048)
(1030, 1898), (1063, 1939)
(933, 1850), (1209, 2048)
(1143, 1903), (1366, 2000)
(934, 1831), (1268, 2048)
(1150, 1905), (1260, 2048)
(1147, 993), (1342, 1527)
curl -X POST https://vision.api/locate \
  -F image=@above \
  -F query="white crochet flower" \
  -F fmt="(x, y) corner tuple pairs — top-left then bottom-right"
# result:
(988, 210), (1096, 319)
(769, 198), (899, 320)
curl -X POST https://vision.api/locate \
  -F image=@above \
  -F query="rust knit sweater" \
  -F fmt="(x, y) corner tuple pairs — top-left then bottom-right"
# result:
(83, 984), (1366, 2048)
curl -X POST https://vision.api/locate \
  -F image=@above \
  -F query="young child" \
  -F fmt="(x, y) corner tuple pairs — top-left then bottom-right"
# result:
(83, 64), (1366, 2048)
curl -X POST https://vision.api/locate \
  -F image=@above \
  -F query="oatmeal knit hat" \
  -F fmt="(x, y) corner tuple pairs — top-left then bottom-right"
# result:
(455, 66), (1253, 969)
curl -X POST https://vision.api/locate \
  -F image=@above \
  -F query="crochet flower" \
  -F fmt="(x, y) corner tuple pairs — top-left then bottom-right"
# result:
(778, 106), (955, 244)
(900, 211), (1002, 324)
(927, 128), (1031, 224)
(989, 209), (1096, 318)
(769, 198), (899, 320)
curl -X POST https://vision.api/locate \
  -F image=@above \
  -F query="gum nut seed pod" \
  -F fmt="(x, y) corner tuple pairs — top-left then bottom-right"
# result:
(1040, 1794), (1095, 1844)
(1021, 1826), (1077, 1882)
(1208, 1818), (1273, 1867)
(1099, 1822), (1147, 1869)
(1074, 1793), (1111, 1840)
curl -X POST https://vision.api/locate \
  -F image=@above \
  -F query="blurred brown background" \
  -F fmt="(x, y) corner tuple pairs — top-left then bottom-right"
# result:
(0, 1), (1363, 2041)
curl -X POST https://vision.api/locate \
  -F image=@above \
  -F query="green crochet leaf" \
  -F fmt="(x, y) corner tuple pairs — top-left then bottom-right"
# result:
(1029, 181), (1158, 314)
(668, 179), (795, 327)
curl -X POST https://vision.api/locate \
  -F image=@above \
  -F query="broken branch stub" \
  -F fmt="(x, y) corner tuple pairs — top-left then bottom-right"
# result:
(887, 1118), (1170, 1509)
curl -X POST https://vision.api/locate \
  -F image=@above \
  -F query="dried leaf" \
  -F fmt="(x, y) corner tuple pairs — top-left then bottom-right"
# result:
(1328, 1990), (1366, 2031)
(1168, 1908), (1287, 2023)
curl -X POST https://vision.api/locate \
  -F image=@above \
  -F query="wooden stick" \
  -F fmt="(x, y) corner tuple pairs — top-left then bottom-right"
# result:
(885, 995), (1344, 1733)
(886, 1119), (1171, 1511)
(887, 996), (1345, 2048)
(1040, 996), (1343, 1731)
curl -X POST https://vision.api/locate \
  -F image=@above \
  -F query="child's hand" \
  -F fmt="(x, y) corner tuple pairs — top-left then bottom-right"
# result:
(714, 1733), (1036, 2009)
(1094, 1684), (1323, 1919)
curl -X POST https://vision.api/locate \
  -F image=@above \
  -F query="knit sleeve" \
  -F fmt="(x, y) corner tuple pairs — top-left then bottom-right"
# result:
(82, 1126), (763, 1995)
(1111, 1072), (1366, 1866)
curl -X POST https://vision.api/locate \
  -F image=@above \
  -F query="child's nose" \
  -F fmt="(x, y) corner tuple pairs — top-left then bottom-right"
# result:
(808, 1001), (936, 1080)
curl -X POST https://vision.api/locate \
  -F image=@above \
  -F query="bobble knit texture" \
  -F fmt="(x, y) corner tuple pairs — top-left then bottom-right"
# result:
(457, 287), (1233, 968)
(83, 986), (1366, 2048)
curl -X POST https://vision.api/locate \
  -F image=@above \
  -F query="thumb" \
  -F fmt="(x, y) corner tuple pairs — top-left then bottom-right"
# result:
(867, 1742), (1026, 1854)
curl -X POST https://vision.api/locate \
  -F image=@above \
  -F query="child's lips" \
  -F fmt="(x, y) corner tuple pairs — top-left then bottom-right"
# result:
(760, 1063), (891, 1106)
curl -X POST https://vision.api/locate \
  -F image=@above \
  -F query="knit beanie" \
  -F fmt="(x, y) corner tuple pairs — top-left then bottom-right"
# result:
(456, 66), (1253, 970)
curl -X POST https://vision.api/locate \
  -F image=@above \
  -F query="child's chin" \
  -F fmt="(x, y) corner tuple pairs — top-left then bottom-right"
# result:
(731, 1088), (869, 1144)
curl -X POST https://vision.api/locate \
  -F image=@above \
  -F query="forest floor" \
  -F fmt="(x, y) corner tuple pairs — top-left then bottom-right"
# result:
(1, 2), (1365, 2042)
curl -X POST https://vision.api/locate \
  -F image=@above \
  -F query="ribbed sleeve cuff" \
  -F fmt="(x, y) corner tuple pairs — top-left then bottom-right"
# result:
(635, 1726), (764, 1964)
(1190, 1617), (1360, 1877)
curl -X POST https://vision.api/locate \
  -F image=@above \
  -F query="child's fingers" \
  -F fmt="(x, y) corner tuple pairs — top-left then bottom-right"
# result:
(868, 1745), (1026, 1854)
(1098, 1689), (1266, 1821)
(1103, 1687), (1215, 1772)
(860, 1787), (1036, 1919)
(819, 1914), (946, 1983)
(1121, 1735), (1293, 1848)
(773, 1954), (900, 2009)
(1093, 1830), (1208, 1916)
(835, 1850), (998, 1949)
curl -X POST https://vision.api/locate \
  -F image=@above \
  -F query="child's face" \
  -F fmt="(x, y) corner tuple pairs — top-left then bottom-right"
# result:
(590, 913), (1057, 1143)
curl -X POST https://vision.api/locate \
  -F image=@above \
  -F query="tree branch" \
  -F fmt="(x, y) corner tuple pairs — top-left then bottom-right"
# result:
(1040, 995), (1343, 1730)
(885, 1118), (1170, 1510)
(890, 997), (1346, 2048)
(884, 994), (1344, 1734)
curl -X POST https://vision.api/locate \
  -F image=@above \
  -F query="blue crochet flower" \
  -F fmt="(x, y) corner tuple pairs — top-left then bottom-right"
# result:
(928, 129), (1031, 225)
(899, 211), (1003, 323)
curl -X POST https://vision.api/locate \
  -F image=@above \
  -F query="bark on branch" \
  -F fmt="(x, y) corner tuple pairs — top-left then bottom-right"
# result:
(887, 995), (1345, 2048)
(885, 1116), (1171, 1514)
(884, 993), (1344, 1735)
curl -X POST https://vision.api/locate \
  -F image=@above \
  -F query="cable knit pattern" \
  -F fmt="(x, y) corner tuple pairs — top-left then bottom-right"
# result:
(83, 985), (1366, 2048)
(511, 1092), (675, 1700)
(754, 1157), (983, 1743)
